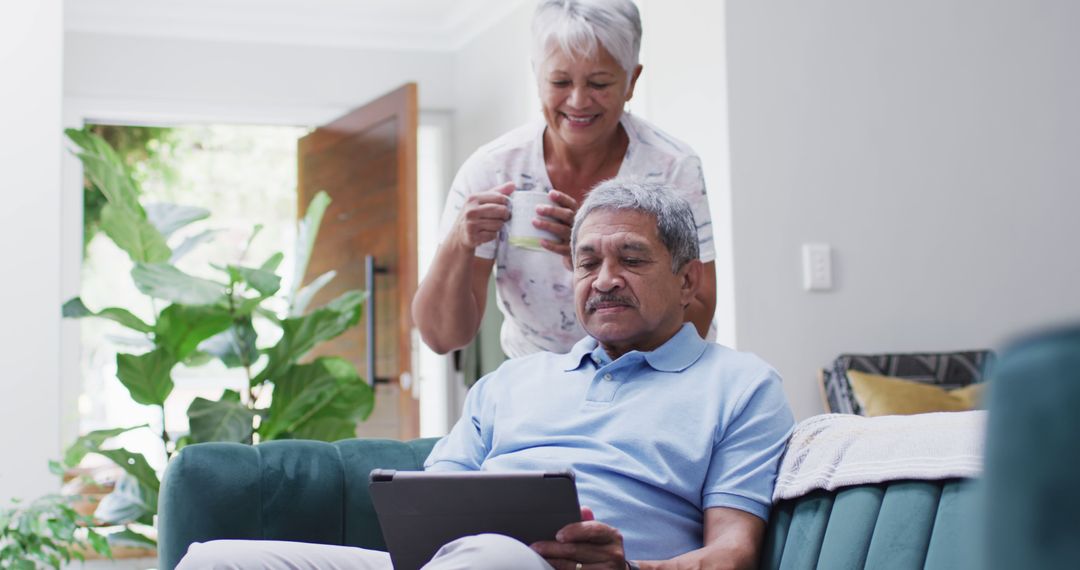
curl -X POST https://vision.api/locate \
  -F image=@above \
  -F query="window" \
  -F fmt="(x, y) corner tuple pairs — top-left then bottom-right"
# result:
(77, 124), (307, 471)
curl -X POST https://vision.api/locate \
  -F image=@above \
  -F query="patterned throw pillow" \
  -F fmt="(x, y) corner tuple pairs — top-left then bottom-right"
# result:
(846, 370), (985, 416)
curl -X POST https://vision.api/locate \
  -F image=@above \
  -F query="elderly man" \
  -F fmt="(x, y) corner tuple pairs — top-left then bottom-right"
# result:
(179, 179), (794, 570)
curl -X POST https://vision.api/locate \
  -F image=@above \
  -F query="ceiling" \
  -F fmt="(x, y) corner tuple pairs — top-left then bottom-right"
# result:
(64, 0), (528, 52)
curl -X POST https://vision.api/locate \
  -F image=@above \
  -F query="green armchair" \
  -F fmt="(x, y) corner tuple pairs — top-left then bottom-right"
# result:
(158, 438), (437, 570)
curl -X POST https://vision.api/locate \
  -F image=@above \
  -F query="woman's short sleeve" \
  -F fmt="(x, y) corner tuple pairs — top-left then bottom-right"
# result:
(670, 154), (716, 264)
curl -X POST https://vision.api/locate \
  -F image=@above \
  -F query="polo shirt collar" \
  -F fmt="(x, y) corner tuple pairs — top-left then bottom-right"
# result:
(642, 324), (708, 372)
(560, 335), (601, 371)
(559, 324), (707, 373)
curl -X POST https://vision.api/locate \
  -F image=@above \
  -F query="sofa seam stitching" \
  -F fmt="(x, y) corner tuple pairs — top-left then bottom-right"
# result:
(256, 444), (265, 540)
(335, 442), (347, 546)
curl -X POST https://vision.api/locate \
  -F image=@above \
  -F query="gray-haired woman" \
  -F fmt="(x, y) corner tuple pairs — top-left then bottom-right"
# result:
(413, 0), (717, 358)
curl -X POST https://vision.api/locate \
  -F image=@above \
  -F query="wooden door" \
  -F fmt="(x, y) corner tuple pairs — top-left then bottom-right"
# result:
(297, 83), (419, 440)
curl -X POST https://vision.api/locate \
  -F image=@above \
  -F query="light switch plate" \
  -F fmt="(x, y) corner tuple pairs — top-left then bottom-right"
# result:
(802, 243), (832, 291)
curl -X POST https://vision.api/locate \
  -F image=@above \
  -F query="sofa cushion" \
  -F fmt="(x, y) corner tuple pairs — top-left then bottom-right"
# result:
(821, 350), (994, 415)
(846, 370), (985, 416)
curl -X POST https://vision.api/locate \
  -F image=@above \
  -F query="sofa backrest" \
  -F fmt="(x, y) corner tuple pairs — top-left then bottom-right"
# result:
(158, 437), (438, 570)
(981, 325), (1080, 570)
(159, 435), (979, 570)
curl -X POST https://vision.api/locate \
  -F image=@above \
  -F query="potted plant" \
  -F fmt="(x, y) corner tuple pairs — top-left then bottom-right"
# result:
(55, 128), (375, 546)
(0, 495), (110, 569)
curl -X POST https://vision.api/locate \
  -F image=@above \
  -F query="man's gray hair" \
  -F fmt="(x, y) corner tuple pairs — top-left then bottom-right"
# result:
(571, 178), (700, 273)
(531, 0), (642, 79)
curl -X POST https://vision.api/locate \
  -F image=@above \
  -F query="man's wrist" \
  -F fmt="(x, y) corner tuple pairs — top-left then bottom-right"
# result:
(625, 561), (641, 570)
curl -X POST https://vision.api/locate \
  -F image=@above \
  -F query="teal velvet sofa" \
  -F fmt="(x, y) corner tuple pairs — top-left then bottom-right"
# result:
(158, 438), (976, 570)
(158, 324), (1080, 570)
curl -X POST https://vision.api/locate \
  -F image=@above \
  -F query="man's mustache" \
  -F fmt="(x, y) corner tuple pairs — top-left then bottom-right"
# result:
(586, 294), (635, 313)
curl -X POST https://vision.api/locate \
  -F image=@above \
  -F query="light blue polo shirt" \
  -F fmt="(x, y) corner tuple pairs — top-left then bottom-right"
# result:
(425, 324), (795, 561)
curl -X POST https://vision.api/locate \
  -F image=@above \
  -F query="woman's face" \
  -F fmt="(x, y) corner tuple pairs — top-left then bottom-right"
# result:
(537, 45), (641, 153)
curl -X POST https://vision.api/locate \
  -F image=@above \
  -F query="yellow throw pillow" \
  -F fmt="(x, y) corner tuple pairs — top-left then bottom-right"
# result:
(847, 370), (985, 416)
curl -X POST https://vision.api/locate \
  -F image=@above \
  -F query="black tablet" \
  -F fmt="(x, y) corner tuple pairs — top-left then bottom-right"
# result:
(369, 469), (581, 570)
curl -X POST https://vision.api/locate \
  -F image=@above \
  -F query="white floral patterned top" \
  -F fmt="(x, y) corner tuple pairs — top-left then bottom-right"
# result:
(438, 113), (715, 358)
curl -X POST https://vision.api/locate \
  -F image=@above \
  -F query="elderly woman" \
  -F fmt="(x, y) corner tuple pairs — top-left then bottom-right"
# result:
(413, 0), (717, 357)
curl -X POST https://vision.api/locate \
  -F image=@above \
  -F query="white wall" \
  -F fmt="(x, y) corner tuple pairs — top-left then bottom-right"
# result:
(727, 0), (1080, 419)
(64, 32), (456, 124)
(636, 0), (736, 347)
(451, 2), (537, 166)
(0, 1), (63, 502)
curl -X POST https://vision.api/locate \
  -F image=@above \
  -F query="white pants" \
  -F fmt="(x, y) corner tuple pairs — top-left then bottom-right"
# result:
(176, 533), (556, 570)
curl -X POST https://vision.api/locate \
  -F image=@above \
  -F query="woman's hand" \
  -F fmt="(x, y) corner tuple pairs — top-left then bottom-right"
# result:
(531, 507), (628, 570)
(451, 182), (515, 249)
(535, 189), (579, 268)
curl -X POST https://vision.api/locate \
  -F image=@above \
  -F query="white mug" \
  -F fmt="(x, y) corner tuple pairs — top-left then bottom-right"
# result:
(508, 191), (559, 252)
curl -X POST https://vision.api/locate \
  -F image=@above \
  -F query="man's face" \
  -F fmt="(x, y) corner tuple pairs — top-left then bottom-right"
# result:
(573, 209), (700, 358)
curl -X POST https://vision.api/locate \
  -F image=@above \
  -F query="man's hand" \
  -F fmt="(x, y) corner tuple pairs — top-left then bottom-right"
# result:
(531, 507), (628, 570)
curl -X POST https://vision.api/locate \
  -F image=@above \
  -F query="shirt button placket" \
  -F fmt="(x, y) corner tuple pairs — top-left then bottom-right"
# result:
(585, 369), (619, 403)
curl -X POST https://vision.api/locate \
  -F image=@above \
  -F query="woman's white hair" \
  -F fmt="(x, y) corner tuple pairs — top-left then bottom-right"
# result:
(531, 0), (642, 79)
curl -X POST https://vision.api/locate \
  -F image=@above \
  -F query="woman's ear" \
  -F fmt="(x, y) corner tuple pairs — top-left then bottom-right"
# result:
(625, 64), (644, 100)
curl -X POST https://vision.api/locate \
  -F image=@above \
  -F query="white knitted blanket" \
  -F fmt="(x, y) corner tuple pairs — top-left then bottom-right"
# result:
(773, 411), (986, 501)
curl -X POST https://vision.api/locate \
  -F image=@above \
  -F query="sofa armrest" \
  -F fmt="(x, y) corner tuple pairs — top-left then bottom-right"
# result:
(158, 437), (439, 570)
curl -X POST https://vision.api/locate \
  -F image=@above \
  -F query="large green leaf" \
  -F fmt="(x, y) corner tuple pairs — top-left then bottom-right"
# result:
(254, 290), (365, 385)
(115, 349), (176, 406)
(131, 263), (227, 305)
(62, 424), (147, 468)
(228, 264), (281, 298)
(107, 528), (156, 549)
(144, 202), (210, 238)
(182, 350), (213, 367)
(260, 252), (284, 273)
(93, 473), (156, 525)
(61, 298), (153, 334)
(199, 319), (258, 368)
(94, 448), (160, 492)
(65, 128), (142, 215)
(154, 304), (233, 360)
(99, 202), (172, 264)
(287, 191), (331, 309)
(68, 128), (173, 264)
(260, 357), (374, 441)
(170, 228), (220, 263)
(288, 270), (336, 317)
(187, 392), (256, 444)
(290, 417), (359, 442)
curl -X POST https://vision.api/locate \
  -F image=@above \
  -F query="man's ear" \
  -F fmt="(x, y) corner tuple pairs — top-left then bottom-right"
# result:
(679, 259), (703, 307)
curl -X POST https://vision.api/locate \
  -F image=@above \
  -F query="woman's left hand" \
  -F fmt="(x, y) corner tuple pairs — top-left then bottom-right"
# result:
(535, 190), (579, 269)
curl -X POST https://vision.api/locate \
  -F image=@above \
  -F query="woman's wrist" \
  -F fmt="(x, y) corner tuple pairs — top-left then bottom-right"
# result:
(444, 228), (480, 258)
